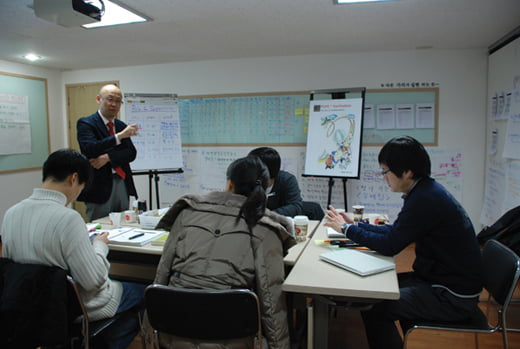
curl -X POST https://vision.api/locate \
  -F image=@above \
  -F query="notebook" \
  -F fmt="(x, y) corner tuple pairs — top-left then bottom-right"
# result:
(319, 249), (395, 276)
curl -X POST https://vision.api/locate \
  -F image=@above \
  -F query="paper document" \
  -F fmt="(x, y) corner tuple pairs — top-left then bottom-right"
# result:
(88, 227), (133, 240)
(109, 229), (167, 246)
(326, 227), (346, 238)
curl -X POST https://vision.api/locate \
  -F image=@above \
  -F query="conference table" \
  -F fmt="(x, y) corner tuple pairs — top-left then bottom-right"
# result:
(92, 216), (320, 283)
(282, 219), (399, 349)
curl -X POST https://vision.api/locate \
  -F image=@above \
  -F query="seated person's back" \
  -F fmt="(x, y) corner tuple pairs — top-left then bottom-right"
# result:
(152, 155), (296, 349)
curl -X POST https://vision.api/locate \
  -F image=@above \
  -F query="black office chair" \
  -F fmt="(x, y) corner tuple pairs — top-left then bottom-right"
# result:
(144, 284), (263, 349)
(302, 201), (325, 221)
(0, 258), (143, 349)
(403, 239), (520, 349)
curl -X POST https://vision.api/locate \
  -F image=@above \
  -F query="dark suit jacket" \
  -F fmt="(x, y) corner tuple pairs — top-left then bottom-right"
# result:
(267, 170), (304, 217)
(77, 112), (137, 204)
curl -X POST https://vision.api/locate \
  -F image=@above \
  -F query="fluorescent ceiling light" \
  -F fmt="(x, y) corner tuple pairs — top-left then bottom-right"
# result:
(23, 53), (42, 61)
(334, 0), (396, 3)
(82, 0), (150, 29)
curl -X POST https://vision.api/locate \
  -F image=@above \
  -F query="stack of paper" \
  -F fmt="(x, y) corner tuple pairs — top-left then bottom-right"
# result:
(109, 229), (167, 246)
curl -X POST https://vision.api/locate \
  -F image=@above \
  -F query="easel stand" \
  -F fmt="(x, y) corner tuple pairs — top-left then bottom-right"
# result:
(326, 177), (348, 210)
(133, 169), (184, 210)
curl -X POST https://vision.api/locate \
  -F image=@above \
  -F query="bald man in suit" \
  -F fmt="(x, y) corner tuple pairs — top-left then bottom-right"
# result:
(77, 84), (138, 221)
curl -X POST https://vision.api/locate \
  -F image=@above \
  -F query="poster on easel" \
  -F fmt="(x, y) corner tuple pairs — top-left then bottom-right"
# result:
(304, 97), (364, 178)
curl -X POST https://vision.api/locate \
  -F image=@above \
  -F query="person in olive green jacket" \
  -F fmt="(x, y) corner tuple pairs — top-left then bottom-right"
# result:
(151, 155), (296, 349)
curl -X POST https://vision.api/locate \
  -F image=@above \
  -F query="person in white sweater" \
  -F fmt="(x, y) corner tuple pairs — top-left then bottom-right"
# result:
(1, 149), (145, 349)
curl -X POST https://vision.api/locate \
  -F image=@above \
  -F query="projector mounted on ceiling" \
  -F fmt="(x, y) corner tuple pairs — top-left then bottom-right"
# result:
(33, 0), (103, 27)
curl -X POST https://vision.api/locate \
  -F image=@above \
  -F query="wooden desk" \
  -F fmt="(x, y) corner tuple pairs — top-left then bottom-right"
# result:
(93, 217), (318, 283)
(283, 220), (399, 348)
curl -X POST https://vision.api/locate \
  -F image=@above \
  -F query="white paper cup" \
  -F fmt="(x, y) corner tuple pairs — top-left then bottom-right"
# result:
(109, 212), (122, 226)
(124, 210), (137, 223)
(293, 215), (309, 242)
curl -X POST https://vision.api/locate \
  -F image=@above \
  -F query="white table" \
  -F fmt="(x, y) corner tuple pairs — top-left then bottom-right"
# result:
(283, 219), (399, 348)
(93, 217), (320, 282)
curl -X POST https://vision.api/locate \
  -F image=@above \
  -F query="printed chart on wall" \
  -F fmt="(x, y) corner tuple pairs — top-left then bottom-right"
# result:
(124, 93), (183, 171)
(304, 98), (363, 178)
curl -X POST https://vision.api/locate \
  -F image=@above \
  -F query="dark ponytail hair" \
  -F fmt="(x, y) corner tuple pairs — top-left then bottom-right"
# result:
(226, 155), (270, 231)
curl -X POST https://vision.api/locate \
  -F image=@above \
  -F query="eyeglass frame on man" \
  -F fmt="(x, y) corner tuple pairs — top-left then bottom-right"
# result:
(379, 168), (391, 176)
(100, 96), (124, 105)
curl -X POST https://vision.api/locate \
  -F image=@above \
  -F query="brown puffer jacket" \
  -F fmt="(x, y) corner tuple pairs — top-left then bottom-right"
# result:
(152, 191), (296, 349)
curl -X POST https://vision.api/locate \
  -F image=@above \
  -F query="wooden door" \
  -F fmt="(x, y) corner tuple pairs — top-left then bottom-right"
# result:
(66, 81), (119, 221)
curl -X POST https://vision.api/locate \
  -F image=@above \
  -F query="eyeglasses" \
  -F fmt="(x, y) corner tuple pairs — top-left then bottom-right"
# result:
(100, 96), (123, 105)
(379, 169), (391, 176)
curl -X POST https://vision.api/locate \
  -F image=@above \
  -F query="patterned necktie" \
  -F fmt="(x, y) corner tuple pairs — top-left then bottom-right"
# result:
(107, 121), (126, 180)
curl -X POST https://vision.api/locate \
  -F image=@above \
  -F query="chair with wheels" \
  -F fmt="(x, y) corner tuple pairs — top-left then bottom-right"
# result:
(144, 284), (263, 349)
(0, 257), (143, 349)
(403, 239), (520, 349)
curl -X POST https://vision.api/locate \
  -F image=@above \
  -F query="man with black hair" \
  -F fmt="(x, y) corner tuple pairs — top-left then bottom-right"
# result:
(325, 136), (483, 349)
(1, 149), (144, 349)
(248, 147), (304, 217)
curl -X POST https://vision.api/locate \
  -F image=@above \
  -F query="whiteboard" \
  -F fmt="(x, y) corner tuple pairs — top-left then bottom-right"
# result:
(481, 36), (520, 226)
(148, 145), (462, 223)
(124, 93), (183, 171)
(304, 98), (363, 178)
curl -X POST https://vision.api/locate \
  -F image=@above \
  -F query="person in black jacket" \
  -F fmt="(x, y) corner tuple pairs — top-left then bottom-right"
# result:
(249, 147), (304, 217)
(77, 84), (138, 221)
(325, 136), (483, 349)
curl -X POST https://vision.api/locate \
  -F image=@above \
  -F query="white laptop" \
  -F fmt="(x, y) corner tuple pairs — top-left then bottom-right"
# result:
(319, 249), (395, 276)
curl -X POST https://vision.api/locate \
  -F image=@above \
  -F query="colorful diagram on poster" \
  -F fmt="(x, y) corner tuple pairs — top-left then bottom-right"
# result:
(304, 98), (363, 178)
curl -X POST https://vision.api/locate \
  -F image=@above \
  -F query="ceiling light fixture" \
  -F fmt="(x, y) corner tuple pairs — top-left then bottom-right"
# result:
(82, 0), (150, 29)
(23, 53), (42, 62)
(334, 0), (397, 4)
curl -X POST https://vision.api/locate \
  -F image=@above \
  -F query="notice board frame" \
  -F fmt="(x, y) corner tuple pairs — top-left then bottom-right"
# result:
(0, 71), (50, 174)
(177, 88), (438, 147)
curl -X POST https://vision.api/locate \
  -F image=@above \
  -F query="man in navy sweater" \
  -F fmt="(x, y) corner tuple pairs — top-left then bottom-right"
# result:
(325, 136), (483, 349)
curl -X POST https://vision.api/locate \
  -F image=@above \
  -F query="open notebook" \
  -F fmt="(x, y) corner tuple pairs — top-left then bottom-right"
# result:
(319, 249), (395, 276)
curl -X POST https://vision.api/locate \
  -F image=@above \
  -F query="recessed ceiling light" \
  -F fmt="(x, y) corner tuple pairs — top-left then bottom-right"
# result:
(334, 0), (397, 4)
(82, 0), (150, 29)
(23, 53), (42, 62)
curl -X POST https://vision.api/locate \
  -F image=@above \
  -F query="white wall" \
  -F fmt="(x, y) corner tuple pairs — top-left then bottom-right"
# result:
(61, 49), (488, 226)
(0, 60), (63, 227)
(0, 48), (488, 227)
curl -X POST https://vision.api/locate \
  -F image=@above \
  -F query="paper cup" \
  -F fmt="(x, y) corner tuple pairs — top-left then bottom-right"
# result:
(294, 215), (309, 242)
(109, 212), (122, 226)
(124, 210), (137, 223)
(352, 205), (365, 222)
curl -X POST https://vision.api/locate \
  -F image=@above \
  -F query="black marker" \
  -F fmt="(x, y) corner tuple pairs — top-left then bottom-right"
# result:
(128, 233), (145, 240)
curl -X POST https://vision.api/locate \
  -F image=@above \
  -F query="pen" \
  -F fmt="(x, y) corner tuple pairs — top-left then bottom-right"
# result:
(128, 233), (145, 240)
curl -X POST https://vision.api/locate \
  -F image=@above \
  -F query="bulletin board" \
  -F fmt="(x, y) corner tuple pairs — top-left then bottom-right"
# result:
(480, 35), (520, 227)
(362, 88), (438, 146)
(178, 91), (310, 145)
(177, 88), (438, 147)
(0, 72), (49, 174)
